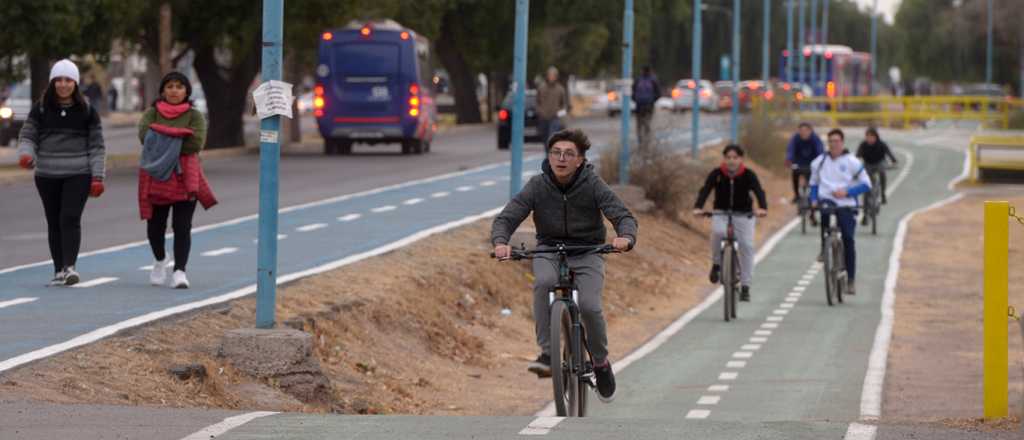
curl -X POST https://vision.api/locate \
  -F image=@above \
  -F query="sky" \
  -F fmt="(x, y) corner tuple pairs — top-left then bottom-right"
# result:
(854, 0), (900, 24)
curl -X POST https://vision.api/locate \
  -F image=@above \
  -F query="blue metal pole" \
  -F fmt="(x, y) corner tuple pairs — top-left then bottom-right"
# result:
(256, 0), (283, 329)
(797, 0), (805, 86)
(762, 0), (771, 86)
(730, 0), (741, 143)
(809, 0), (817, 95)
(985, 0), (993, 87)
(787, 0), (794, 83)
(691, 0), (702, 159)
(870, 0), (877, 94)
(510, 0), (529, 199)
(820, 0), (829, 92)
(619, 0), (634, 185)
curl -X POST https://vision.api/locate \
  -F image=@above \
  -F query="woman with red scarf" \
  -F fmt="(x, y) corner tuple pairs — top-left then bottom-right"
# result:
(137, 72), (217, 289)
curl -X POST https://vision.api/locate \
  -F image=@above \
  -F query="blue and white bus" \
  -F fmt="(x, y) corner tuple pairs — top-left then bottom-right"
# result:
(314, 20), (437, 155)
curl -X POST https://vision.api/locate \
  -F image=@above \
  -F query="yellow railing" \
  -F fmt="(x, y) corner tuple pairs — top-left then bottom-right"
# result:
(983, 202), (1024, 421)
(791, 95), (1024, 129)
(969, 136), (1024, 182)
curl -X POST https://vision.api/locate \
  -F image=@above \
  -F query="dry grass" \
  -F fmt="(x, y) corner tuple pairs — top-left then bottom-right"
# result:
(741, 100), (794, 177)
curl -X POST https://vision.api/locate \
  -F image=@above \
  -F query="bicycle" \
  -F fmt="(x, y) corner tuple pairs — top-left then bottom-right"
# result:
(700, 210), (751, 322)
(492, 243), (619, 417)
(817, 201), (854, 306)
(793, 165), (815, 235)
(862, 163), (897, 235)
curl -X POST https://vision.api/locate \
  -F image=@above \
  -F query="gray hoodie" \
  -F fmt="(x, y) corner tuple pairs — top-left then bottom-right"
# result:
(491, 160), (638, 247)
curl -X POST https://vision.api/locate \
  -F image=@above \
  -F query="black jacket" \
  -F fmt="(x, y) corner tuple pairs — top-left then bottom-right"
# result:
(491, 160), (638, 247)
(694, 166), (768, 213)
(856, 140), (897, 166)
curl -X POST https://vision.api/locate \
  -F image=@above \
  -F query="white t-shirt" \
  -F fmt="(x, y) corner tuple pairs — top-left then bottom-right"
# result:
(810, 152), (872, 208)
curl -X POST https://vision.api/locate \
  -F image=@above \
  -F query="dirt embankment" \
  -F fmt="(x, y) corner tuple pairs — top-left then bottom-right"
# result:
(0, 159), (792, 416)
(885, 193), (1024, 429)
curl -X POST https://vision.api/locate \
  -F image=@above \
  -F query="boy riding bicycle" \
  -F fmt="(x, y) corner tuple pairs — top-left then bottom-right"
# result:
(693, 144), (768, 302)
(855, 127), (897, 225)
(490, 129), (637, 403)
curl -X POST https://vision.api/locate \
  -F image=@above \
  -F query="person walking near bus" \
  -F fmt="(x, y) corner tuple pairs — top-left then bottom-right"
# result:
(17, 59), (106, 286)
(536, 66), (568, 144)
(138, 72), (217, 289)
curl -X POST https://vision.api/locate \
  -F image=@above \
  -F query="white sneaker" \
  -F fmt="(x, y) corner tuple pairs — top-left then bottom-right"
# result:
(172, 270), (190, 289)
(63, 266), (80, 286)
(150, 259), (170, 286)
(48, 270), (67, 287)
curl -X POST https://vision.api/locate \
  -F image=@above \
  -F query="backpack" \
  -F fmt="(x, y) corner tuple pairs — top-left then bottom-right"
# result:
(634, 77), (656, 106)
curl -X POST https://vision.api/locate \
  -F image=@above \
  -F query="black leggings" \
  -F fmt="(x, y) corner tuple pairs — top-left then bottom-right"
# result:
(147, 200), (197, 272)
(35, 175), (91, 274)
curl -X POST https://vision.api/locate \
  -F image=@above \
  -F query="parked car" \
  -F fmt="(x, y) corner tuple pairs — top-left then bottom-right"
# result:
(0, 81), (31, 147)
(605, 89), (635, 117)
(496, 89), (542, 150)
(671, 79), (717, 112)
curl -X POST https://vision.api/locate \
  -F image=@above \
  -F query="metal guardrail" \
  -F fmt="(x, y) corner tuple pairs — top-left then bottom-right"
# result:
(969, 136), (1024, 182)
(789, 95), (1024, 129)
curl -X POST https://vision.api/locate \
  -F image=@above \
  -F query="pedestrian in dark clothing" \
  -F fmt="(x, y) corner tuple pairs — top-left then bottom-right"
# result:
(632, 66), (662, 148)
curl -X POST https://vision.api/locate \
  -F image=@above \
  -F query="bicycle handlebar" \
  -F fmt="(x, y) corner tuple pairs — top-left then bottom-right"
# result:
(697, 210), (756, 219)
(490, 243), (619, 261)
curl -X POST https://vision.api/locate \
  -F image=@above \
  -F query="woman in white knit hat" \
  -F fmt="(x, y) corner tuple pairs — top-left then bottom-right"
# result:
(16, 59), (106, 286)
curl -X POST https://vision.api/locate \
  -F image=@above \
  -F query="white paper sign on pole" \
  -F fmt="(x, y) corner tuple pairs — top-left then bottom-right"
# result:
(252, 80), (295, 119)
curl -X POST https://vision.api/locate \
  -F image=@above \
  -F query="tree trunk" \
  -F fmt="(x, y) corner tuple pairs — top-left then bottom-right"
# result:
(29, 54), (50, 103)
(192, 45), (258, 149)
(159, 2), (173, 75)
(435, 11), (482, 124)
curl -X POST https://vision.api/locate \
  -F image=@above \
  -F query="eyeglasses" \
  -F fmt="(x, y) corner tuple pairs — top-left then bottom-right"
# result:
(548, 149), (579, 160)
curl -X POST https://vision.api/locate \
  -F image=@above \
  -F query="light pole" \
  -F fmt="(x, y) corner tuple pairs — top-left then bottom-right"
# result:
(797, 0), (806, 86)
(809, 0), (817, 94)
(691, 0), (702, 159)
(256, 0), (283, 328)
(985, 0), (993, 87)
(509, 0), (529, 199)
(620, 0), (634, 185)
(787, 0), (795, 83)
(762, 0), (771, 87)
(870, 0), (877, 94)
(820, 0), (829, 93)
(731, 0), (741, 143)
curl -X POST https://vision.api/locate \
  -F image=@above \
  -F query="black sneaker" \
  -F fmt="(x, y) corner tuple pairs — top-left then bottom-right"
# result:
(527, 354), (551, 378)
(709, 264), (721, 284)
(594, 361), (616, 403)
(740, 285), (751, 302)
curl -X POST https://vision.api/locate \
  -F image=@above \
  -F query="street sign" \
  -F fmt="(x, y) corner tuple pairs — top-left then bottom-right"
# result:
(252, 79), (295, 119)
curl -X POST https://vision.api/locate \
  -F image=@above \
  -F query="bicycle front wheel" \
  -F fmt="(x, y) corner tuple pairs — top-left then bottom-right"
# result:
(835, 240), (846, 304)
(824, 239), (835, 306)
(722, 246), (736, 322)
(550, 300), (578, 417)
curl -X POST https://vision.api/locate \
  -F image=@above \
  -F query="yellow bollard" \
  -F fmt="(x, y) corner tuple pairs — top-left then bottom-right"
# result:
(984, 201), (1010, 419)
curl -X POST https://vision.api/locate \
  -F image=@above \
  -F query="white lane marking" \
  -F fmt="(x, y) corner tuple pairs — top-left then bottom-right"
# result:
(750, 337), (768, 343)
(844, 422), (879, 440)
(371, 205), (397, 213)
(685, 409), (711, 419)
(518, 416), (565, 436)
(71, 277), (119, 288)
(0, 208), (504, 374)
(201, 247), (239, 257)
(754, 330), (772, 336)
(0, 297), (38, 309)
(534, 215), (803, 417)
(252, 234), (288, 244)
(697, 395), (721, 405)
(741, 344), (761, 351)
(431, 191), (450, 198)
(797, 280), (811, 286)
(455, 185), (474, 192)
(773, 309), (790, 315)
(403, 198), (424, 206)
(886, 148), (915, 199)
(0, 155), (545, 276)
(708, 384), (730, 392)
(766, 316), (784, 322)
(732, 351), (753, 359)
(801, 274), (814, 280)
(718, 372), (739, 380)
(480, 180), (497, 187)
(785, 297), (799, 303)
(793, 286), (806, 292)
(857, 192), (965, 421)
(296, 223), (328, 232)
(726, 361), (747, 368)
(811, 262), (824, 269)
(337, 214), (362, 222)
(180, 411), (279, 440)
(761, 322), (779, 329)
(780, 303), (795, 309)
(139, 260), (174, 271)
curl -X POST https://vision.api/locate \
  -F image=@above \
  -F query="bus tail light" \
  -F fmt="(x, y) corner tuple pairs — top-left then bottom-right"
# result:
(498, 109), (509, 121)
(313, 83), (326, 118)
(826, 81), (836, 98)
(409, 83), (421, 117)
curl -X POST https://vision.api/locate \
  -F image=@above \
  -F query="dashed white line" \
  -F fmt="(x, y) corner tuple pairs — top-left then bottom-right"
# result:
(780, 303), (795, 309)
(180, 411), (279, 440)
(201, 247), (239, 257)
(431, 191), (450, 198)
(754, 330), (772, 336)
(697, 395), (722, 405)
(750, 337), (768, 343)
(296, 223), (328, 232)
(337, 214), (362, 222)
(480, 180), (497, 187)
(801, 274), (815, 280)
(726, 360), (747, 368)
(518, 416), (565, 436)
(784, 297), (799, 303)
(371, 205), (397, 213)
(793, 286), (806, 292)
(403, 198), (424, 205)
(773, 309), (790, 315)
(685, 409), (711, 419)
(761, 322), (779, 329)
(741, 344), (761, 351)
(718, 372), (739, 380)
(252, 234), (288, 244)
(0, 297), (38, 309)
(139, 261), (174, 271)
(71, 277), (119, 288)
(732, 351), (753, 359)
(708, 384), (730, 392)
(797, 280), (811, 286)
(455, 185), (474, 192)
(766, 316), (784, 322)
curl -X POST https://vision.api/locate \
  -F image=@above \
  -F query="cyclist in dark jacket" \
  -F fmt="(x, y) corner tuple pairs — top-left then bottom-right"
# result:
(491, 128), (637, 403)
(856, 127), (897, 206)
(785, 122), (824, 200)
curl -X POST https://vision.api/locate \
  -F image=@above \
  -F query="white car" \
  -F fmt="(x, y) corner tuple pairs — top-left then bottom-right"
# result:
(0, 81), (31, 147)
(671, 79), (718, 112)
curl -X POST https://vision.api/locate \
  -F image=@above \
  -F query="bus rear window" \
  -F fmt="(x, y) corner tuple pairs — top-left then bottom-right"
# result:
(333, 43), (400, 77)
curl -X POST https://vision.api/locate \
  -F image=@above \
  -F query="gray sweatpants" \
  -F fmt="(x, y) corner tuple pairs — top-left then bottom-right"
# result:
(532, 253), (608, 362)
(710, 215), (756, 286)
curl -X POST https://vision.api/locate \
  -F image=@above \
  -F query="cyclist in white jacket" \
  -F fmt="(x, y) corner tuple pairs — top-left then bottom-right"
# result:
(809, 128), (871, 295)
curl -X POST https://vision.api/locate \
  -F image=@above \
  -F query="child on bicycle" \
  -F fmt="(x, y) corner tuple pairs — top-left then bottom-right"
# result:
(693, 144), (768, 302)
(855, 127), (897, 219)
(810, 129), (872, 295)
(490, 128), (637, 403)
